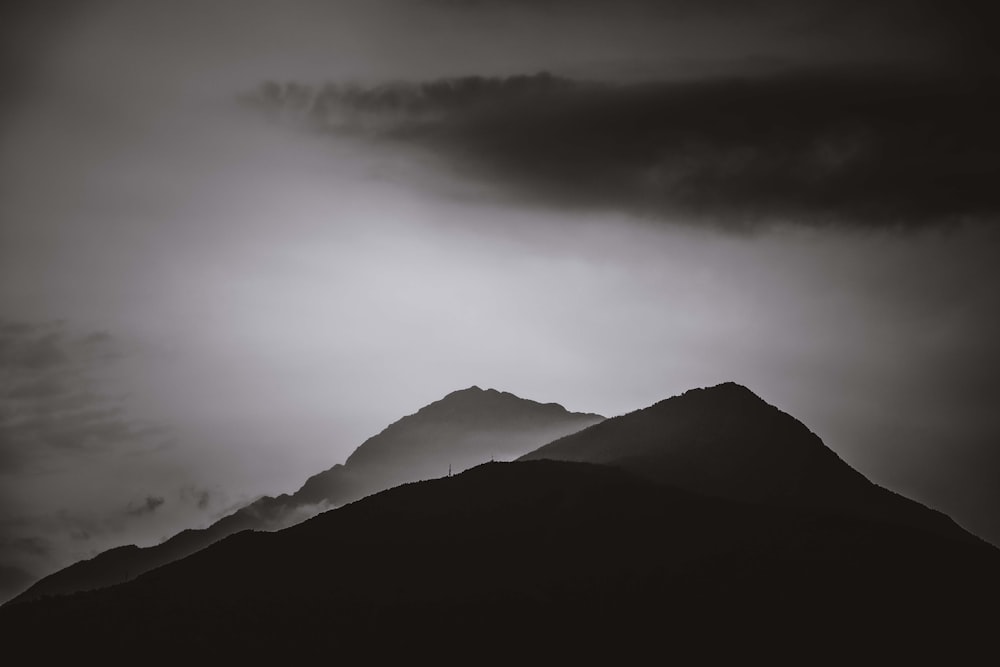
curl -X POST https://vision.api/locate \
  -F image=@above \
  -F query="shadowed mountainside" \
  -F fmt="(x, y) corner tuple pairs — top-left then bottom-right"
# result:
(10, 387), (602, 604)
(2, 460), (997, 660)
(521, 382), (975, 542)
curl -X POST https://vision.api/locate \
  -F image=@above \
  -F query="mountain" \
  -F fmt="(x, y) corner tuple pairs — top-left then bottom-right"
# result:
(2, 460), (997, 661)
(292, 385), (603, 505)
(10, 387), (602, 603)
(520, 382), (974, 541)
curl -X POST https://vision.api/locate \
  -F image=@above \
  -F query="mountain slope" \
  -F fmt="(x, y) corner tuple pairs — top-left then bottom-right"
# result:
(3, 460), (997, 660)
(10, 387), (602, 603)
(521, 381), (973, 541)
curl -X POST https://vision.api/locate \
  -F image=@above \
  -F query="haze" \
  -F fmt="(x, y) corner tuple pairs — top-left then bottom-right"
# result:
(2, 0), (998, 601)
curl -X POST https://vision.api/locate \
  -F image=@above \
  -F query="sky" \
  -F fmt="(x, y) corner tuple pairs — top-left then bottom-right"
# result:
(1, 0), (998, 600)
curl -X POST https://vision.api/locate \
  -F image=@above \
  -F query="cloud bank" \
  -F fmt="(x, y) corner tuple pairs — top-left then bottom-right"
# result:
(245, 69), (1000, 230)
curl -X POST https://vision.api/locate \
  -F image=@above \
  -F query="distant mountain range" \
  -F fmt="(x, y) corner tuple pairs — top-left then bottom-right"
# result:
(3, 382), (996, 660)
(10, 387), (602, 603)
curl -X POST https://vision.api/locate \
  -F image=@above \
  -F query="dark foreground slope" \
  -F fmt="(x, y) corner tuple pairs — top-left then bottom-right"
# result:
(2, 461), (997, 661)
(522, 382), (974, 542)
(11, 387), (601, 604)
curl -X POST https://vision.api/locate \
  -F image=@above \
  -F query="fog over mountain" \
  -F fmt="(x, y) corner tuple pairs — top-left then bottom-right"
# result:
(2, 0), (998, 617)
(4, 455), (997, 659)
(4, 382), (998, 659)
(11, 386), (600, 603)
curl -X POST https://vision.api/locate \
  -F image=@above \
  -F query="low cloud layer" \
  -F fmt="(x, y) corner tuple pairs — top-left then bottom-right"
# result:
(245, 69), (1000, 230)
(0, 320), (169, 474)
(124, 495), (165, 517)
(0, 320), (182, 601)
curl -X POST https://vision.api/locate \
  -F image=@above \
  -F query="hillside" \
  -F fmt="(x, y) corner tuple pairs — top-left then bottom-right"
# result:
(522, 382), (973, 541)
(3, 460), (997, 660)
(11, 387), (602, 603)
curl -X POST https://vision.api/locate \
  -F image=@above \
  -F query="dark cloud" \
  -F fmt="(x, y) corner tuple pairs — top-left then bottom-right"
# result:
(0, 323), (68, 370)
(434, 0), (998, 73)
(0, 534), (52, 558)
(0, 320), (170, 473)
(69, 528), (92, 542)
(0, 320), (115, 371)
(0, 1), (106, 125)
(179, 485), (213, 511)
(246, 68), (1000, 230)
(125, 495), (165, 517)
(428, 0), (768, 15)
(0, 321), (180, 600)
(26, 509), (122, 543)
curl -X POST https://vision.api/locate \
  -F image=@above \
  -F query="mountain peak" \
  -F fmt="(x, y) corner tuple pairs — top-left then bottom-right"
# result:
(431, 385), (591, 416)
(342, 386), (603, 470)
(682, 381), (762, 400)
(522, 382), (972, 542)
(439, 385), (508, 400)
(11, 384), (604, 605)
(523, 381), (860, 505)
(710, 380), (755, 393)
(640, 381), (770, 415)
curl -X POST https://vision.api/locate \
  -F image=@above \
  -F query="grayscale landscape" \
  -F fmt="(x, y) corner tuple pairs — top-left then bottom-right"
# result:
(1, 1), (998, 660)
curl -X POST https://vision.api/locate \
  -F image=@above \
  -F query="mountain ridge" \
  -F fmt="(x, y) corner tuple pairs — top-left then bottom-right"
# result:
(9, 387), (603, 604)
(3, 459), (996, 660)
(10, 380), (988, 610)
(521, 381), (976, 543)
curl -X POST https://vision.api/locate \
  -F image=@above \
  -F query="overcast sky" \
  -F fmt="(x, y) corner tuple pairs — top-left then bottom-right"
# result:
(1, 0), (998, 600)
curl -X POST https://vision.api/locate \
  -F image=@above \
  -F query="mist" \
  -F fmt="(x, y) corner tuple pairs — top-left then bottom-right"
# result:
(2, 0), (998, 601)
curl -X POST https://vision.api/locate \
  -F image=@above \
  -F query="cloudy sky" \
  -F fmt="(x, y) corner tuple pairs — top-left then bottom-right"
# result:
(1, 0), (998, 600)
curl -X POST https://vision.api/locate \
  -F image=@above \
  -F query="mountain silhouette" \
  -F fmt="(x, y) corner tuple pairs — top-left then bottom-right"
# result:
(2, 460), (997, 661)
(520, 382), (975, 542)
(10, 387), (602, 603)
